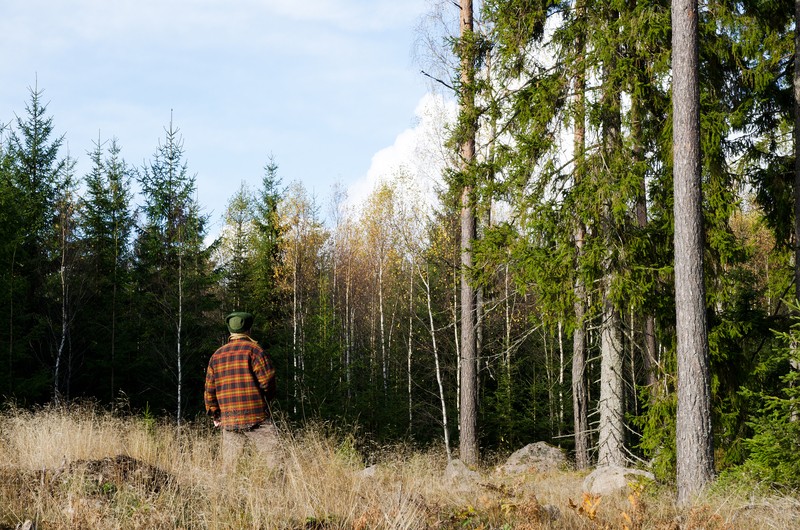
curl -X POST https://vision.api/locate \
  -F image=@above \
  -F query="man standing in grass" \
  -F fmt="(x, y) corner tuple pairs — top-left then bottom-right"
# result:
(204, 312), (281, 470)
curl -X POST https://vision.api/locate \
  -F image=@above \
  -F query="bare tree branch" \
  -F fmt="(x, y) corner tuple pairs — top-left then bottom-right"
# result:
(420, 70), (456, 92)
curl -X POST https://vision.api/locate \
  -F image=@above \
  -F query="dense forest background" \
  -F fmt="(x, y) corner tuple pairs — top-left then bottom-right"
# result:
(1, 0), (799, 491)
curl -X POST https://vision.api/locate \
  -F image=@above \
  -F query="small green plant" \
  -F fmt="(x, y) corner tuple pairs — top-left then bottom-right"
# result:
(741, 301), (800, 488)
(633, 386), (677, 482)
(101, 481), (117, 496)
(335, 433), (362, 466)
(141, 403), (156, 436)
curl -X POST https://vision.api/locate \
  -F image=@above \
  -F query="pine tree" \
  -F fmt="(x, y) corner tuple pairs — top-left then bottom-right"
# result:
(673, 0), (714, 504)
(457, 0), (480, 468)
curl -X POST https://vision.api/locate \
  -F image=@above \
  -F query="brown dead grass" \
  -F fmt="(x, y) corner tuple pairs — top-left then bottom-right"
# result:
(0, 405), (798, 529)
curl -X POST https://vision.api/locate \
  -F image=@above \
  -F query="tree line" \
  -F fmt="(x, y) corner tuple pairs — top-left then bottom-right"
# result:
(1, 0), (799, 502)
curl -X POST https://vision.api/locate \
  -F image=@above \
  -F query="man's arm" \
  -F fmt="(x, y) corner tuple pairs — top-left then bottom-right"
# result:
(252, 348), (277, 401)
(204, 363), (221, 425)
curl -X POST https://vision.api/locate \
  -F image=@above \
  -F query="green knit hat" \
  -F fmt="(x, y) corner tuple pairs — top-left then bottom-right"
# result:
(225, 312), (254, 333)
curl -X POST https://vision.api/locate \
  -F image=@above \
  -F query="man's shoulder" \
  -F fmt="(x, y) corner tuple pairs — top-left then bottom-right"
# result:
(211, 340), (250, 359)
(222, 339), (265, 354)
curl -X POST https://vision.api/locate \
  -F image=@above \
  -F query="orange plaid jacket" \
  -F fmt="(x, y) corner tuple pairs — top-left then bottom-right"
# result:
(204, 337), (276, 431)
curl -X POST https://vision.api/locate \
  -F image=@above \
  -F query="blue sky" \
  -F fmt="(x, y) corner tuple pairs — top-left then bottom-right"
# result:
(1, 0), (454, 232)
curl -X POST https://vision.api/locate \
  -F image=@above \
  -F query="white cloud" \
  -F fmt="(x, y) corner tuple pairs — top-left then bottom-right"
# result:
(2, 0), (435, 244)
(347, 92), (457, 210)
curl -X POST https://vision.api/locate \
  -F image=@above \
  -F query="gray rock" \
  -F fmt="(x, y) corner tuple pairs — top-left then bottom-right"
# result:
(358, 464), (378, 478)
(444, 458), (481, 487)
(498, 442), (567, 474)
(582, 465), (654, 496)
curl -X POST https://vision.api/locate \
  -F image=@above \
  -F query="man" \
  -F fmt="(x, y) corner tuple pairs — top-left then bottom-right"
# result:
(204, 311), (281, 470)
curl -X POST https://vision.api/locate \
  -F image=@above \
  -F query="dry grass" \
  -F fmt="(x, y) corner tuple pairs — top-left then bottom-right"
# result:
(0, 405), (798, 529)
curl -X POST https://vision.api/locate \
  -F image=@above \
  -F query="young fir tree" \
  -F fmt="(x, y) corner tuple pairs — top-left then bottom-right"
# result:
(742, 301), (800, 488)
(133, 118), (213, 422)
(250, 156), (284, 335)
(3, 85), (68, 401)
(219, 181), (256, 312)
(0, 123), (16, 396)
(79, 136), (134, 401)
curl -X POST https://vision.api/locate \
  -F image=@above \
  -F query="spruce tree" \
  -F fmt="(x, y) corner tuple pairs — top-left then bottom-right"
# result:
(251, 156), (284, 332)
(79, 136), (134, 401)
(4, 85), (68, 401)
(218, 182), (256, 312)
(133, 118), (213, 422)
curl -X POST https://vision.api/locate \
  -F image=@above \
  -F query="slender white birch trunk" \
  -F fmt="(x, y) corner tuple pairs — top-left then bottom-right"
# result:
(177, 246), (183, 427)
(54, 217), (68, 405)
(408, 261), (414, 428)
(421, 263), (451, 460)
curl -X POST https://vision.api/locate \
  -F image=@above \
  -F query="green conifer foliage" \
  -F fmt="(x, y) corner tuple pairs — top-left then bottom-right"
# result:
(3, 85), (69, 402)
(251, 156), (285, 335)
(133, 119), (214, 420)
(743, 302), (800, 488)
(78, 137), (135, 401)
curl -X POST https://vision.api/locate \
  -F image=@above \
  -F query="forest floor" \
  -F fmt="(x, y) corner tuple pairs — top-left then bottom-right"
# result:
(0, 405), (798, 529)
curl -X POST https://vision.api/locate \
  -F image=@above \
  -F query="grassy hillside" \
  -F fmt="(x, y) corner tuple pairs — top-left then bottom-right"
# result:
(0, 405), (797, 529)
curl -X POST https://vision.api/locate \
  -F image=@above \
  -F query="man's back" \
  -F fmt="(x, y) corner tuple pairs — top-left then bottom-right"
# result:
(205, 337), (276, 431)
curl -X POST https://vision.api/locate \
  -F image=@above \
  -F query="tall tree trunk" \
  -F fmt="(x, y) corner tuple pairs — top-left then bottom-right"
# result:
(632, 73), (659, 390)
(379, 256), (388, 393)
(544, 330), (555, 437)
(673, 0), (714, 505)
(408, 261), (414, 429)
(792, 0), (800, 388)
(504, 262), (513, 426)
(54, 215), (69, 405)
(597, 7), (625, 468)
(421, 264), (451, 459)
(292, 239), (299, 415)
(572, 0), (590, 469)
(558, 321), (565, 439)
(458, 0), (479, 467)
(176, 229), (184, 427)
(572, 265), (589, 468)
(476, 46), (497, 403)
(454, 275), (460, 418)
(345, 249), (352, 400)
(795, 0), (800, 306)
(598, 293), (625, 466)
(111, 239), (118, 401)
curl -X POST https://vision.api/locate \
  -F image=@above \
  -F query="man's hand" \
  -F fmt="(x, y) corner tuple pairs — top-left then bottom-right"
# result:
(213, 419), (221, 428)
